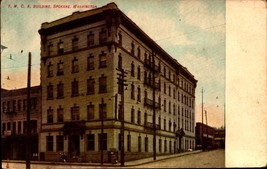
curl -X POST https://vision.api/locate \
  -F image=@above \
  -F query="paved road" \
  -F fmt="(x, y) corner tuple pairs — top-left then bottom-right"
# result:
(132, 149), (225, 168)
(2, 149), (224, 169)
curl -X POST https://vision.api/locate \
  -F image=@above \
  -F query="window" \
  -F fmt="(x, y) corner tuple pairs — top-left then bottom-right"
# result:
(12, 100), (16, 111)
(57, 60), (64, 76)
(87, 103), (94, 120)
(169, 120), (172, 131)
(99, 51), (107, 68)
(99, 102), (107, 119)
(137, 47), (141, 59)
(31, 97), (37, 110)
(71, 79), (79, 97)
(131, 108), (135, 123)
(118, 54), (122, 70)
(159, 139), (162, 152)
(7, 101), (11, 112)
(137, 110), (141, 124)
(47, 62), (53, 77)
(57, 41), (64, 54)
(23, 99), (27, 111)
(137, 86), (141, 102)
(164, 140), (167, 152)
(169, 141), (172, 153)
(2, 102), (6, 113)
(144, 112), (147, 125)
(72, 37), (79, 51)
(173, 104), (176, 115)
(138, 136), (141, 152)
(158, 97), (161, 109)
(158, 116), (161, 129)
(99, 29), (107, 44)
(57, 106), (64, 123)
(131, 42), (135, 55)
(47, 136), (53, 151)
(118, 32), (122, 46)
(48, 43), (53, 56)
(169, 101), (171, 114)
(47, 83), (54, 100)
(72, 57), (79, 73)
(2, 123), (6, 132)
(71, 105), (79, 121)
(173, 88), (176, 99)
(164, 83), (166, 94)
(131, 83), (135, 100)
(145, 136), (148, 152)
(87, 77), (95, 94)
(56, 136), (64, 151)
(164, 67), (166, 77)
(57, 82), (64, 99)
(164, 99), (166, 112)
(169, 86), (171, 96)
(99, 75), (107, 93)
(87, 54), (94, 70)
(137, 66), (141, 80)
(87, 32), (94, 47)
(98, 133), (107, 150)
(164, 119), (166, 130)
(18, 121), (21, 134)
(47, 107), (53, 123)
(131, 62), (135, 77)
(127, 134), (131, 152)
(12, 122), (16, 134)
(87, 134), (95, 150)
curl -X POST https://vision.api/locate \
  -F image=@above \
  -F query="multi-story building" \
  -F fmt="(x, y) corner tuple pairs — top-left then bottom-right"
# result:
(38, 2), (197, 162)
(195, 122), (215, 150)
(1, 85), (41, 160)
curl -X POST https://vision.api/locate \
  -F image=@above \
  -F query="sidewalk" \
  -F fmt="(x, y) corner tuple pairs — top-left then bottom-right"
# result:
(125, 150), (202, 166)
(2, 150), (202, 168)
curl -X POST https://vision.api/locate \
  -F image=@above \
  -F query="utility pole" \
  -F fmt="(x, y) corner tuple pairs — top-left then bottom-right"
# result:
(0, 1), (6, 168)
(205, 110), (208, 148)
(201, 88), (204, 151)
(152, 52), (156, 160)
(117, 68), (127, 166)
(100, 98), (104, 165)
(26, 52), (31, 169)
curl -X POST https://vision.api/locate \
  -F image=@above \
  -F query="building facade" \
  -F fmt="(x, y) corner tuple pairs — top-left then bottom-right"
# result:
(38, 3), (197, 162)
(195, 122), (215, 150)
(1, 86), (41, 160)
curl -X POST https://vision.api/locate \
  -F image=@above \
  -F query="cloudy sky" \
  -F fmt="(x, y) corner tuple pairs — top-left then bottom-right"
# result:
(1, 0), (225, 128)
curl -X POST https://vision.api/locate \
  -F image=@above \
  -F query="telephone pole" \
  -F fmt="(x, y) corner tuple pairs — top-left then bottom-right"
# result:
(100, 97), (104, 165)
(117, 68), (127, 166)
(26, 52), (32, 169)
(201, 88), (204, 151)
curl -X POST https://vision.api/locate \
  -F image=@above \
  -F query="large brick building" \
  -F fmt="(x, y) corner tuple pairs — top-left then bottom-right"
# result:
(38, 3), (197, 162)
(1, 86), (41, 160)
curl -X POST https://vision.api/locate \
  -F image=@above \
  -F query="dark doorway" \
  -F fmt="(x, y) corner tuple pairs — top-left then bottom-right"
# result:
(68, 135), (80, 158)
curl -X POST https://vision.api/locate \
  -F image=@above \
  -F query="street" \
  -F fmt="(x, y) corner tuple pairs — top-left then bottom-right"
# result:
(2, 149), (225, 169)
(132, 149), (225, 168)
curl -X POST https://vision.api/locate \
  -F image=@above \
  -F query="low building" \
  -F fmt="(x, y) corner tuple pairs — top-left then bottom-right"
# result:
(214, 127), (225, 149)
(195, 122), (215, 150)
(1, 86), (41, 160)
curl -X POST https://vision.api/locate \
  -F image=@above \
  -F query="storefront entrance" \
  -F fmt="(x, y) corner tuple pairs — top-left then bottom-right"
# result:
(68, 135), (80, 159)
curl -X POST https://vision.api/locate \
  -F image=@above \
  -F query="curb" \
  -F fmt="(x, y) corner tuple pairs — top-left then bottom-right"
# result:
(2, 150), (203, 168)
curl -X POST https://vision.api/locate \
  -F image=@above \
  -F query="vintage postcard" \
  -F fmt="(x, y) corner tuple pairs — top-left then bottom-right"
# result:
(0, 0), (266, 168)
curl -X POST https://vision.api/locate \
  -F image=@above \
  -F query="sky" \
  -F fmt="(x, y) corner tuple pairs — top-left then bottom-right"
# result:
(1, 0), (225, 128)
